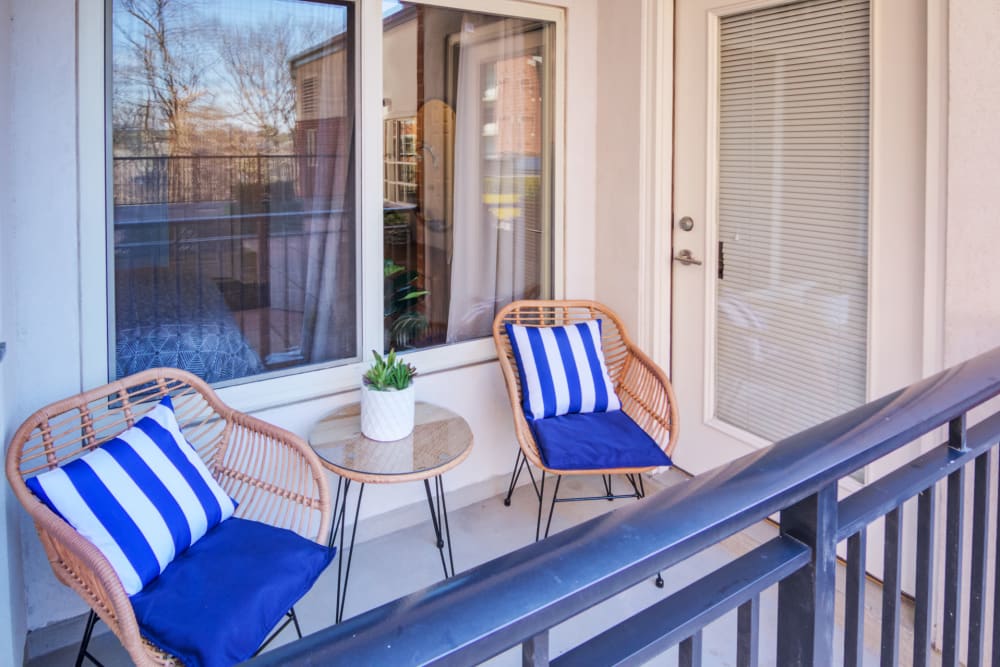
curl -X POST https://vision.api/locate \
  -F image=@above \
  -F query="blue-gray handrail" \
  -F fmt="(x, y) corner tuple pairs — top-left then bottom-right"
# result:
(249, 345), (1000, 666)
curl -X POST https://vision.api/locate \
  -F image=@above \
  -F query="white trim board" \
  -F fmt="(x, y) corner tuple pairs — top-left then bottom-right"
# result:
(638, 0), (674, 373)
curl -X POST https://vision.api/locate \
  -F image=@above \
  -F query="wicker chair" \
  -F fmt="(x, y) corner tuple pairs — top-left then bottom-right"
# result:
(493, 300), (679, 542)
(5, 368), (332, 666)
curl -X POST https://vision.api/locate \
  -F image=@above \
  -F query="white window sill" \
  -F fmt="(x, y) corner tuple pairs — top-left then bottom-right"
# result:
(216, 337), (499, 414)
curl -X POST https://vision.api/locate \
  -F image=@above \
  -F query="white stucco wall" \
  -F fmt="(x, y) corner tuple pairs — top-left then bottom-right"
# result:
(1, 0), (27, 661)
(7, 0), (89, 633)
(944, 0), (1000, 367)
(3, 0), (598, 635)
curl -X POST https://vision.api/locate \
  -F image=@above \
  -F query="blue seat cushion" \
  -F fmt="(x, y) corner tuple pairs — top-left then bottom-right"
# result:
(529, 410), (672, 471)
(130, 518), (334, 667)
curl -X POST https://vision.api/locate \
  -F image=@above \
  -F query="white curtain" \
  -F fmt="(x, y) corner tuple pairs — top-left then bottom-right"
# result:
(446, 20), (534, 343)
(300, 116), (356, 362)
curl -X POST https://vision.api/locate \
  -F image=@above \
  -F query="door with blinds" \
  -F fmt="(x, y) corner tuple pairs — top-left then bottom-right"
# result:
(671, 0), (876, 474)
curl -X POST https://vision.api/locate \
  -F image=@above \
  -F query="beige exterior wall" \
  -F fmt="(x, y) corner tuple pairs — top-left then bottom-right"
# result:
(944, 0), (1000, 367)
(594, 1), (643, 332)
(0, 0), (24, 661)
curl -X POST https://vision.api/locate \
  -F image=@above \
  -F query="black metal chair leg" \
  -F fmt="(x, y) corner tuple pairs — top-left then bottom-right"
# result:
(535, 471), (546, 542)
(74, 610), (104, 667)
(504, 450), (526, 506)
(543, 476), (563, 539)
(655, 573), (664, 588)
(603, 474), (613, 500)
(624, 473), (644, 499)
(254, 608), (301, 656)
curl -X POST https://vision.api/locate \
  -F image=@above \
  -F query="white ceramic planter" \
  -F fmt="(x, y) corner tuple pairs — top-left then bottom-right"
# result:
(360, 384), (415, 441)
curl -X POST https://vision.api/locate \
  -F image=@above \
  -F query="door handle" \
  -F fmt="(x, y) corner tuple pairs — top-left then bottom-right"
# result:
(674, 249), (703, 266)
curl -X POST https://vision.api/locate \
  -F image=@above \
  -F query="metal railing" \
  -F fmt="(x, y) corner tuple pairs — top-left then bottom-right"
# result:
(112, 154), (342, 206)
(250, 345), (1000, 666)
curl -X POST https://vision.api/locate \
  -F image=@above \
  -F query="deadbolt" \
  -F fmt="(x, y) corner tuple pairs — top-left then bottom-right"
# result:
(678, 216), (694, 232)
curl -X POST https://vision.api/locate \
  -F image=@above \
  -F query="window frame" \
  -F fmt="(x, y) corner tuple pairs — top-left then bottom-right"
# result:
(82, 0), (566, 413)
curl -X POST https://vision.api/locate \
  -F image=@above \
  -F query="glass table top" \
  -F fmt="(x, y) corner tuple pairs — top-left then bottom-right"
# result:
(308, 402), (473, 480)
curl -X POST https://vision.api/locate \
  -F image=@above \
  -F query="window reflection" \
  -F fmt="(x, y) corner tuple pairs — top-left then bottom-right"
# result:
(111, 0), (356, 384)
(382, 3), (554, 351)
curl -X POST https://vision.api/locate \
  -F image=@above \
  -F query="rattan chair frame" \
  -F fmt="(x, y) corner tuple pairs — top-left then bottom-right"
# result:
(493, 299), (679, 473)
(493, 300), (679, 538)
(5, 368), (332, 667)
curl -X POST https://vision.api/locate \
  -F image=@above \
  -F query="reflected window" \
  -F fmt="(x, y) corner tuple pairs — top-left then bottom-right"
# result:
(110, 0), (356, 383)
(381, 3), (554, 351)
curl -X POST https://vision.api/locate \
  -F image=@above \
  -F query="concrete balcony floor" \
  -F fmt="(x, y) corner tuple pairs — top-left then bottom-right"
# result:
(26, 470), (922, 666)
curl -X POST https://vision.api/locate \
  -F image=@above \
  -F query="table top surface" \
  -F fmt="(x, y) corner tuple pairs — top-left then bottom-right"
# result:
(308, 402), (474, 483)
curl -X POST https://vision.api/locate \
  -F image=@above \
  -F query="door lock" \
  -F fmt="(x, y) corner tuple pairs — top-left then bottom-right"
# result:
(678, 216), (695, 232)
(673, 249), (703, 266)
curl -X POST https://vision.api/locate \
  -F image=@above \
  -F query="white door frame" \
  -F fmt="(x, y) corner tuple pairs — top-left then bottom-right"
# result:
(636, 0), (675, 371)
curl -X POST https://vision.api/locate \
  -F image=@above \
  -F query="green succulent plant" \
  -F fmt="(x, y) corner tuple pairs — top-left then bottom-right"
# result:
(362, 349), (417, 391)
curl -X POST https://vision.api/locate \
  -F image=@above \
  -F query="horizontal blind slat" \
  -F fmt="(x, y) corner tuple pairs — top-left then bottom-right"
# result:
(722, 30), (869, 55)
(721, 86), (870, 104)
(723, 10), (870, 39)
(721, 0), (870, 28)
(722, 24), (870, 51)
(721, 43), (872, 70)
(720, 98), (869, 113)
(715, 0), (869, 443)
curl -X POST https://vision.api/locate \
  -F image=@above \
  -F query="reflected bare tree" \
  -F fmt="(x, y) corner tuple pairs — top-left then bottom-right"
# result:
(117, 0), (213, 155)
(111, 0), (344, 205)
(216, 20), (301, 153)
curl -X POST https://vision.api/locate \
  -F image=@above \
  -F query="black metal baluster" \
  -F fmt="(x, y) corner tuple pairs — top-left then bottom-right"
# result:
(993, 446), (1000, 667)
(845, 529), (867, 667)
(968, 451), (991, 667)
(679, 631), (703, 667)
(776, 484), (838, 666)
(943, 415), (968, 667)
(523, 631), (549, 667)
(914, 484), (936, 667)
(881, 507), (902, 667)
(737, 595), (759, 667)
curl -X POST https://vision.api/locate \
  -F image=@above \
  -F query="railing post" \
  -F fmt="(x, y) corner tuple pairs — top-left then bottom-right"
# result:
(737, 596), (760, 667)
(522, 631), (549, 667)
(943, 415), (968, 667)
(844, 529), (867, 667)
(679, 631), (703, 667)
(776, 483), (837, 666)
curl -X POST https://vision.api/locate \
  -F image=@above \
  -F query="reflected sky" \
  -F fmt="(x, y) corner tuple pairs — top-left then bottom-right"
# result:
(383, 1), (406, 18)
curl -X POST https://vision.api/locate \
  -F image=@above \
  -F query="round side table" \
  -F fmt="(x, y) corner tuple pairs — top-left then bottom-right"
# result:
(309, 401), (473, 622)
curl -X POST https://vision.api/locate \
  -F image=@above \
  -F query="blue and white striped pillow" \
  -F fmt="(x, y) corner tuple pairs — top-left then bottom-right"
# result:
(26, 396), (236, 595)
(505, 320), (622, 420)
